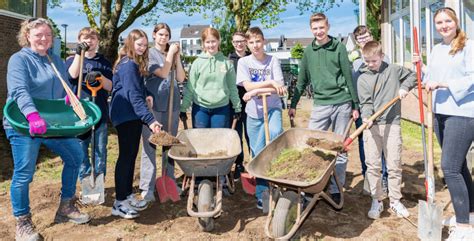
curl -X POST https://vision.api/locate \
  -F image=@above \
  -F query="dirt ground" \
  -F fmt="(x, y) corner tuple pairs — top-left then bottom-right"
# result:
(0, 97), (455, 240)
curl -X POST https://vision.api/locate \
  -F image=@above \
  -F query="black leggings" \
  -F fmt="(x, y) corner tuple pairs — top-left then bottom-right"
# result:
(115, 120), (143, 201)
(435, 114), (474, 224)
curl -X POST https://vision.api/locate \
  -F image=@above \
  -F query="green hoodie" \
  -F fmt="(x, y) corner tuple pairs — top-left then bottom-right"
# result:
(290, 36), (358, 109)
(181, 52), (241, 113)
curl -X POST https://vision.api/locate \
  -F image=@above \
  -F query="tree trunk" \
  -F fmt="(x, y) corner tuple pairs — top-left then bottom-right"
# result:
(99, 30), (120, 64)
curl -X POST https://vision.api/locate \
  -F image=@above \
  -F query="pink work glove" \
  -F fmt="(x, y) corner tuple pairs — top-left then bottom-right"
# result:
(26, 112), (47, 136)
(65, 95), (71, 106)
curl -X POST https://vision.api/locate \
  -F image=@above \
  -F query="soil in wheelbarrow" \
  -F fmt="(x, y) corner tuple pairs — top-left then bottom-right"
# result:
(306, 137), (343, 151)
(266, 148), (335, 182)
(185, 150), (228, 158)
(149, 131), (182, 146)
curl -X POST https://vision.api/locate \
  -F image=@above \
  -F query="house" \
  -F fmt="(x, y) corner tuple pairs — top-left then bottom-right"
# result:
(179, 24), (210, 56)
(0, 0), (48, 119)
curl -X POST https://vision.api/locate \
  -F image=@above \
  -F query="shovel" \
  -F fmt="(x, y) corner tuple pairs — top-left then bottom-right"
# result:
(241, 93), (271, 196)
(155, 68), (180, 203)
(416, 26), (442, 239)
(80, 77), (105, 205)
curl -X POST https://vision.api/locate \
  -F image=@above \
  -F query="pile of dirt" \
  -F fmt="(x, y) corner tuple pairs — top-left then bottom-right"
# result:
(266, 148), (335, 182)
(149, 131), (181, 146)
(306, 137), (343, 151)
(186, 150), (228, 158)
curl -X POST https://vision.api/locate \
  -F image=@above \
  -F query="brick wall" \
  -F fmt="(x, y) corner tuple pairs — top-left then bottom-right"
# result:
(0, 15), (22, 119)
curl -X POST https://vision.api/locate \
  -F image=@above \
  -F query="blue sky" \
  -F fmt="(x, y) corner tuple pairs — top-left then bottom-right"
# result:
(48, 1), (359, 43)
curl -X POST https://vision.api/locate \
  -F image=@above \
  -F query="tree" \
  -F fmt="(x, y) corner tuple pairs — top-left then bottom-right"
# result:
(290, 43), (304, 59)
(49, 0), (161, 62)
(162, 0), (358, 34)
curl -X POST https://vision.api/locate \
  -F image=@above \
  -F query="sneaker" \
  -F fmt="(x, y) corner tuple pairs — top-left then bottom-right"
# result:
(368, 199), (384, 219)
(389, 200), (410, 218)
(446, 225), (473, 241)
(15, 214), (40, 241)
(233, 165), (245, 182)
(127, 194), (148, 211)
(442, 213), (474, 227)
(256, 199), (263, 210)
(112, 200), (139, 219)
(54, 198), (91, 224)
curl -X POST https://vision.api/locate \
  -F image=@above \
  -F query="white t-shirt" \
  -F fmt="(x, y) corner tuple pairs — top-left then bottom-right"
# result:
(236, 54), (284, 119)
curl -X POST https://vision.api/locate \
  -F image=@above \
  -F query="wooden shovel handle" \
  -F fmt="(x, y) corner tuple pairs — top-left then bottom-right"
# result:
(77, 49), (85, 98)
(259, 92), (271, 145)
(344, 96), (400, 148)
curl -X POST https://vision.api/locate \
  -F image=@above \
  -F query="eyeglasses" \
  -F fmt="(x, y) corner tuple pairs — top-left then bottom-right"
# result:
(232, 40), (246, 45)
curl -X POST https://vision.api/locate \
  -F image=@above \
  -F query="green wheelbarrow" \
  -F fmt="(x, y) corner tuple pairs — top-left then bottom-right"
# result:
(3, 98), (101, 138)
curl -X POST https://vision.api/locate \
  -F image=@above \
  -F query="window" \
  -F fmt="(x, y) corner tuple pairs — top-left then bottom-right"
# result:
(196, 39), (201, 46)
(190, 39), (193, 46)
(181, 40), (187, 50)
(391, 0), (400, 14)
(0, 0), (35, 16)
(463, 0), (474, 39)
(392, 19), (401, 64)
(402, 15), (411, 64)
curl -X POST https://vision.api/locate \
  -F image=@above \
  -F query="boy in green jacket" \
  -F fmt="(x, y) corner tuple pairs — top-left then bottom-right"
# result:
(358, 41), (416, 219)
(289, 13), (359, 207)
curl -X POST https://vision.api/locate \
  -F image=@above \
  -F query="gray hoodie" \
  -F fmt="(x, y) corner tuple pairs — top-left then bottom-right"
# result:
(357, 62), (417, 124)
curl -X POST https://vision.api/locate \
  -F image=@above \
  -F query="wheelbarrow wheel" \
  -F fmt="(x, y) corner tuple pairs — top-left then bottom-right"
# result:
(272, 191), (299, 237)
(197, 180), (214, 232)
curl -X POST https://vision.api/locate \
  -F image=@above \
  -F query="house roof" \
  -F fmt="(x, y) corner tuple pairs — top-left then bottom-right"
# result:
(180, 24), (210, 38)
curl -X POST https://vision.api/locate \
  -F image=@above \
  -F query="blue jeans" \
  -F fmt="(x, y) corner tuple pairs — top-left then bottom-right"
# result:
(247, 109), (283, 200)
(79, 121), (108, 180)
(5, 128), (83, 217)
(434, 114), (474, 224)
(192, 103), (230, 128)
(356, 117), (388, 179)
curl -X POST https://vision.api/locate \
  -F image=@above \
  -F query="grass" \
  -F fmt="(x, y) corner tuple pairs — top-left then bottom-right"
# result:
(401, 119), (442, 165)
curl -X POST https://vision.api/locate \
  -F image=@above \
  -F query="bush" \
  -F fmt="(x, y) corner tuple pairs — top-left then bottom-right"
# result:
(290, 43), (304, 59)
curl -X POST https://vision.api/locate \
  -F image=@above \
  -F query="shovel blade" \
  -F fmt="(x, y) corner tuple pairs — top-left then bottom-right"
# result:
(156, 177), (170, 203)
(81, 173), (105, 205)
(240, 173), (256, 195)
(418, 200), (443, 241)
(164, 177), (181, 202)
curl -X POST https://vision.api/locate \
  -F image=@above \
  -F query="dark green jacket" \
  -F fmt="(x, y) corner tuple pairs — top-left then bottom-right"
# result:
(290, 36), (358, 109)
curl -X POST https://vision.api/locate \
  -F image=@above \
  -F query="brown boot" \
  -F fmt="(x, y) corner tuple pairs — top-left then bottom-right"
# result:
(15, 214), (41, 241)
(54, 198), (90, 224)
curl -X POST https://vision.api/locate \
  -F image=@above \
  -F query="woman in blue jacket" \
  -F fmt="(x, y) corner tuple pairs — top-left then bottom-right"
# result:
(110, 29), (162, 219)
(4, 18), (90, 240)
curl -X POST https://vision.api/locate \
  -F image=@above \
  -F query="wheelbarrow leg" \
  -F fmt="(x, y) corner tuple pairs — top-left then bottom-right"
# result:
(320, 170), (344, 210)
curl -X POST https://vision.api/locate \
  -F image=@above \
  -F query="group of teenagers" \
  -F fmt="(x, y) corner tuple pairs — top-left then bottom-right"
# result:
(4, 6), (473, 241)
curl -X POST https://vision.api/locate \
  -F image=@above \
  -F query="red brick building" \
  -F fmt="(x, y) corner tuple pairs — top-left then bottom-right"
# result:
(0, 0), (47, 119)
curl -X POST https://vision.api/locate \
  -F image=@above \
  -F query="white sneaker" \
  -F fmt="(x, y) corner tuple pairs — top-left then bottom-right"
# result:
(112, 200), (139, 219)
(446, 225), (473, 241)
(442, 213), (474, 227)
(127, 194), (149, 211)
(368, 199), (384, 219)
(389, 200), (409, 218)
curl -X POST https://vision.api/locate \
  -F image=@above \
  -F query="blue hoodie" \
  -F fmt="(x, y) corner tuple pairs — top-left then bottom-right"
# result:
(109, 57), (155, 127)
(3, 48), (67, 129)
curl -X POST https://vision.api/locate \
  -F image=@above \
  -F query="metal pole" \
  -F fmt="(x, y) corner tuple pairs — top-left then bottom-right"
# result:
(359, 0), (367, 25)
(61, 24), (68, 60)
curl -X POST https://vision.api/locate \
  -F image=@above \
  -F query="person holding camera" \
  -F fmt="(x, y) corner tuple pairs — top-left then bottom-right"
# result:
(66, 27), (113, 185)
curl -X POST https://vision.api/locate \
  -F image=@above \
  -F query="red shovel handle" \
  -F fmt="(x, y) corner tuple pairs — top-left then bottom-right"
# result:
(413, 27), (425, 124)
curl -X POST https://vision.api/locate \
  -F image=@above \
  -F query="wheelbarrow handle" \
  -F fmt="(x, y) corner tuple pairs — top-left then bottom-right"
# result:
(343, 96), (400, 150)
(86, 77), (103, 97)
